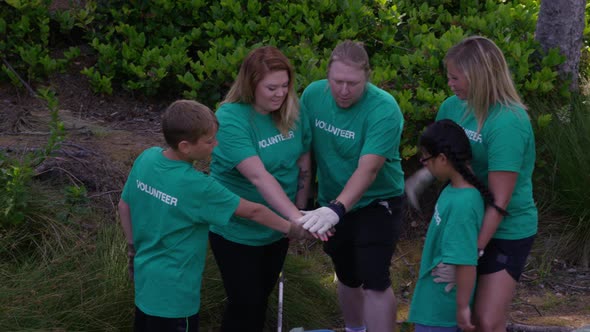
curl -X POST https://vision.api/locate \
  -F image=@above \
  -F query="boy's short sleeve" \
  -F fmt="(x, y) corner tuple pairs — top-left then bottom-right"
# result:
(197, 177), (241, 227)
(121, 175), (131, 203)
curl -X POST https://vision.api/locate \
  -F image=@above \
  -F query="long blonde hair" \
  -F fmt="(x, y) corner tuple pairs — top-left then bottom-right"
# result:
(222, 46), (298, 135)
(444, 36), (526, 130)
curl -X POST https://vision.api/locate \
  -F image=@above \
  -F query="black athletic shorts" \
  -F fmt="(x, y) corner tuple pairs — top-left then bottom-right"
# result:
(477, 235), (535, 282)
(323, 196), (404, 291)
(134, 306), (199, 332)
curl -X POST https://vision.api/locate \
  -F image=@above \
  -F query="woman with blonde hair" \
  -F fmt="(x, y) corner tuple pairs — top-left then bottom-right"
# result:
(209, 46), (319, 331)
(408, 35), (537, 332)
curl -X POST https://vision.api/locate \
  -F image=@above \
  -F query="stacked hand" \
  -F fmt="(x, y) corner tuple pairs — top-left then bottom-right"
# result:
(285, 222), (315, 240)
(405, 168), (435, 211)
(431, 262), (456, 292)
(127, 243), (136, 282)
(297, 207), (339, 236)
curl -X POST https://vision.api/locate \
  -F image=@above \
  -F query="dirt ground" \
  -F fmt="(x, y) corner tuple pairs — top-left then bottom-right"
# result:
(1, 58), (589, 330)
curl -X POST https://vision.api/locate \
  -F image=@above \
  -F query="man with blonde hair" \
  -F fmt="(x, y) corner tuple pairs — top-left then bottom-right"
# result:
(299, 40), (405, 332)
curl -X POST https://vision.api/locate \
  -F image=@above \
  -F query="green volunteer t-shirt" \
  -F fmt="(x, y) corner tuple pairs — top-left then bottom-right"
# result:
(210, 102), (311, 246)
(300, 79), (404, 210)
(121, 147), (240, 318)
(408, 185), (484, 327)
(436, 96), (538, 240)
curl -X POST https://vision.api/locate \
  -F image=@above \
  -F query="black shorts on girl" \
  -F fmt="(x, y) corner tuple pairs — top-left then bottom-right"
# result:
(477, 235), (535, 281)
(134, 306), (199, 332)
(323, 196), (404, 291)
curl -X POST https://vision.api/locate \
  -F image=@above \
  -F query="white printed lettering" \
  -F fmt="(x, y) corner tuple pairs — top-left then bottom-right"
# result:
(462, 128), (482, 143)
(314, 119), (355, 140)
(258, 131), (295, 149)
(136, 180), (178, 206)
(433, 204), (441, 226)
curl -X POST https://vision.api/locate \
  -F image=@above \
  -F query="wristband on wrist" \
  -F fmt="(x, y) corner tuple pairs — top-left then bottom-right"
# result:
(477, 248), (484, 258)
(327, 199), (346, 219)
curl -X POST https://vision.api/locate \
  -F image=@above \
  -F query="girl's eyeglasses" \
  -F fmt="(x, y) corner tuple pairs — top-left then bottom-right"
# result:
(419, 155), (435, 163)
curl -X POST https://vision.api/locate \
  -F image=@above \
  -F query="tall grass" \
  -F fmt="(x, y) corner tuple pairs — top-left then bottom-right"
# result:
(0, 179), (434, 331)
(530, 94), (590, 268)
(1, 196), (343, 332)
(0, 221), (134, 331)
(266, 247), (342, 331)
(199, 241), (342, 331)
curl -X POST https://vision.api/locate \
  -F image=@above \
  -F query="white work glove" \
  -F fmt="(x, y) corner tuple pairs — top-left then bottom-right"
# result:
(431, 262), (456, 292)
(298, 207), (340, 235)
(405, 167), (435, 211)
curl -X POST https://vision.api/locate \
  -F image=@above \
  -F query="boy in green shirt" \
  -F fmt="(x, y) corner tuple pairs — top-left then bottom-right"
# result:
(118, 100), (307, 332)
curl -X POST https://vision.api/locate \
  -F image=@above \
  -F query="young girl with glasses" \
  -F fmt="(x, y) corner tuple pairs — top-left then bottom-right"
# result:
(408, 119), (507, 332)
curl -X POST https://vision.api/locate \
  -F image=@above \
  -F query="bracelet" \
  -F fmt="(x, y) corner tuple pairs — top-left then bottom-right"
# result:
(327, 199), (346, 219)
(478, 248), (485, 258)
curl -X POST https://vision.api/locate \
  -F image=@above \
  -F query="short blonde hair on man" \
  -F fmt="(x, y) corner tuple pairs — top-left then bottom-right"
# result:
(328, 40), (371, 79)
(222, 46), (298, 135)
(162, 100), (218, 150)
(444, 36), (527, 130)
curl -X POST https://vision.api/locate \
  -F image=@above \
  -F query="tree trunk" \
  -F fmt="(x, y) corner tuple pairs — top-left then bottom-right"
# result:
(535, 0), (587, 91)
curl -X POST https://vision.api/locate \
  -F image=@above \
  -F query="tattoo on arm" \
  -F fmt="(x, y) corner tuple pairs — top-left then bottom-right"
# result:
(297, 170), (310, 191)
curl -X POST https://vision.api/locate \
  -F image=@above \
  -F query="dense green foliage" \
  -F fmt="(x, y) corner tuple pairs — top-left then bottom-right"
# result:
(2, 0), (580, 155)
(1, 0), (590, 329)
(0, 0), (81, 85)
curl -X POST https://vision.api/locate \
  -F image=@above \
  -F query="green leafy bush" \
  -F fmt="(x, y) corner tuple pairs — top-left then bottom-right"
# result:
(0, 160), (33, 226)
(0, 0), (82, 84)
(74, 0), (572, 156)
(2, 1), (579, 152)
